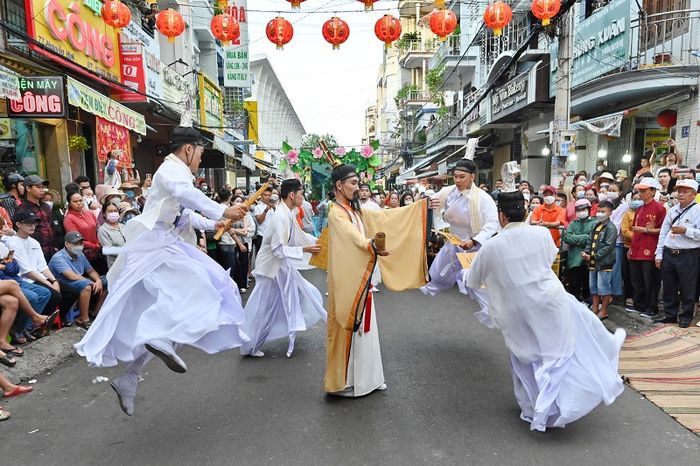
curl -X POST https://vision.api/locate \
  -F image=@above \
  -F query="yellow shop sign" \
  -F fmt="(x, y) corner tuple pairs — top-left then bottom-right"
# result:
(26, 0), (121, 82)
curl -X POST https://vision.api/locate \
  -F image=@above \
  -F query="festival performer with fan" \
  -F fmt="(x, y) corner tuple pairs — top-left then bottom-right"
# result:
(466, 190), (625, 432)
(325, 159), (428, 397)
(420, 158), (498, 296)
(241, 178), (327, 359)
(75, 123), (250, 416)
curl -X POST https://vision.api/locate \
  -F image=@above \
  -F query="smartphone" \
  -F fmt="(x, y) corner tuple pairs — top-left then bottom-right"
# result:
(146, 173), (152, 180)
(5, 250), (14, 263)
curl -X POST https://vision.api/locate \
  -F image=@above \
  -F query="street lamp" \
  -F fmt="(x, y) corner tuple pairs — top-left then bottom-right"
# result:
(622, 152), (632, 164)
(597, 148), (607, 159)
(541, 146), (550, 156)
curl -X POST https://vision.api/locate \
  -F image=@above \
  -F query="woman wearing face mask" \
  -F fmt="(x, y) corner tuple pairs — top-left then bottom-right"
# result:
(63, 192), (106, 274)
(399, 191), (414, 207)
(563, 199), (597, 302)
(526, 195), (543, 224)
(567, 184), (588, 222)
(97, 203), (126, 270)
(584, 188), (599, 217)
(621, 193), (643, 309)
(81, 187), (101, 220)
(230, 195), (253, 294)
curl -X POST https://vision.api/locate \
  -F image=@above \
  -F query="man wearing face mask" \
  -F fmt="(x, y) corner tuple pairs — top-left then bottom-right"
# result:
(48, 232), (107, 330)
(74, 124), (250, 416)
(582, 201), (617, 320)
(531, 186), (567, 249)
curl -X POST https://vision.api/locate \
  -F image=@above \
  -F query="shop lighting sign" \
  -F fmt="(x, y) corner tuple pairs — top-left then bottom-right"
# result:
(550, 0), (631, 94)
(8, 77), (66, 118)
(25, 0), (121, 82)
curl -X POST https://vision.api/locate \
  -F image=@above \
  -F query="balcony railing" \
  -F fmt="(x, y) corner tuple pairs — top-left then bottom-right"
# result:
(399, 89), (433, 107)
(632, 9), (700, 68)
(398, 40), (441, 64)
(426, 115), (465, 143)
(429, 36), (462, 69)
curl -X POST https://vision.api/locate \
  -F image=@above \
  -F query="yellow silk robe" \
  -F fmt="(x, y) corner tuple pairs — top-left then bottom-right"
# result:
(324, 199), (428, 393)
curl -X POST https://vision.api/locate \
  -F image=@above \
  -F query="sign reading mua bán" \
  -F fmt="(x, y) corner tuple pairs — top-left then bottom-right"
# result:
(8, 77), (66, 118)
(26, 0), (121, 82)
(223, 1), (251, 88)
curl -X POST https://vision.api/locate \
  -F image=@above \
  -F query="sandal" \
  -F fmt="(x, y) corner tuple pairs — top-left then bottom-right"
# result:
(3, 385), (33, 398)
(75, 320), (92, 330)
(0, 407), (10, 421)
(0, 346), (23, 357)
(0, 351), (16, 368)
(23, 330), (37, 342)
(31, 309), (60, 337)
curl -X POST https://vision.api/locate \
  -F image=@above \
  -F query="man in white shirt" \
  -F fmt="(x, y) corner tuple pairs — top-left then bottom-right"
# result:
(653, 179), (700, 328)
(359, 183), (381, 211)
(5, 210), (63, 318)
(252, 186), (274, 256)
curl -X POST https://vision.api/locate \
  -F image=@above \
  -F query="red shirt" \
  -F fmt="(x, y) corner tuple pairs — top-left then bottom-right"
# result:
(63, 209), (101, 259)
(629, 200), (666, 261)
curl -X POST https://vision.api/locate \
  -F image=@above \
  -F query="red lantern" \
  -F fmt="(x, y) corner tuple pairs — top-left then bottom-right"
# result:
(266, 16), (294, 50)
(358, 0), (377, 10)
(483, 1), (513, 37)
(531, 0), (561, 26)
(211, 13), (240, 46)
(286, 0), (306, 9)
(322, 17), (350, 50)
(101, 0), (131, 33)
(374, 15), (402, 48)
(429, 9), (457, 42)
(656, 110), (678, 129)
(157, 9), (186, 43)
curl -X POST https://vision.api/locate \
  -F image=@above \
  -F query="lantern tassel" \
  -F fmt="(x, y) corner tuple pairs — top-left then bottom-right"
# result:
(168, 36), (176, 43)
(542, 18), (551, 26)
(494, 28), (502, 37)
(436, 0), (445, 8)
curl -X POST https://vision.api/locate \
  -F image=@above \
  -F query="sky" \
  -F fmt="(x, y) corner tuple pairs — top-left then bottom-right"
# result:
(246, 0), (400, 146)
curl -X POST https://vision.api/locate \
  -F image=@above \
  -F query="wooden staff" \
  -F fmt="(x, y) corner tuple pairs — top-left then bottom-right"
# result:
(213, 182), (270, 240)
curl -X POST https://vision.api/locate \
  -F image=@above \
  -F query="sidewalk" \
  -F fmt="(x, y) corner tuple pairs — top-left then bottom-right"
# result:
(1, 327), (84, 382)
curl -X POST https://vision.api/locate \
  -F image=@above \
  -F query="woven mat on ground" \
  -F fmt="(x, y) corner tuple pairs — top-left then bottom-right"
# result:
(619, 325), (700, 433)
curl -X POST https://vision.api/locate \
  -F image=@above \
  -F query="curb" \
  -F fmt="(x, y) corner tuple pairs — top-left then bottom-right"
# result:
(604, 303), (657, 335)
(0, 327), (82, 382)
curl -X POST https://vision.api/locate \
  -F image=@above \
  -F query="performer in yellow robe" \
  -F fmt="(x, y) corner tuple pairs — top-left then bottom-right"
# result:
(325, 164), (428, 397)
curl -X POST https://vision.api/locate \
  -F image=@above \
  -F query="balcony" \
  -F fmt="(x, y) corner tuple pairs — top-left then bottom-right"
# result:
(191, 0), (216, 42)
(398, 89), (433, 108)
(398, 40), (440, 69)
(426, 115), (466, 144)
(429, 36), (461, 69)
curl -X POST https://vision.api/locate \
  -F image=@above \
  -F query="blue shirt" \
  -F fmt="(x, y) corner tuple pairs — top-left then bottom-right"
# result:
(48, 248), (93, 284)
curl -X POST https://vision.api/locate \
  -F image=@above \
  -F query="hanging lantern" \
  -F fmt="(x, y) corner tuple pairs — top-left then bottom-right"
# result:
(156, 9), (186, 43)
(374, 15), (402, 48)
(531, 0), (561, 26)
(483, 1), (512, 37)
(286, 0), (306, 9)
(266, 16), (294, 50)
(322, 17), (350, 50)
(429, 9), (458, 42)
(211, 13), (240, 46)
(101, 0), (131, 33)
(358, 0), (377, 10)
(656, 110), (677, 129)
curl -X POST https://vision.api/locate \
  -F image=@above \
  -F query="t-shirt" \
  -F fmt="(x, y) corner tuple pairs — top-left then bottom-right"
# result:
(253, 202), (273, 237)
(48, 248), (94, 284)
(531, 204), (568, 248)
(629, 200), (666, 261)
(3, 235), (48, 282)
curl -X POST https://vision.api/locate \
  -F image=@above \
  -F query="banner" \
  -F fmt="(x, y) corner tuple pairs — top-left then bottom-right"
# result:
(67, 77), (147, 135)
(643, 128), (671, 155)
(7, 77), (66, 118)
(96, 116), (131, 168)
(0, 65), (20, 100)
(115, 43), (147, 102)
(120, 20), (163, 101)
(223, 1), (251, 88)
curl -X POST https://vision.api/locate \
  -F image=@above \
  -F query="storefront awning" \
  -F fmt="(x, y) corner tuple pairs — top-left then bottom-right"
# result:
(240, 154), (256, 171)
(213, 136), (236, 157)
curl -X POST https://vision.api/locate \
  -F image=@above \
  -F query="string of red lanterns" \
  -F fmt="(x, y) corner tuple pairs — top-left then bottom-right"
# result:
(156, 9), (186, 43)
(374, 15), (402, 48)
(429, 9), (458, 42)
(531, 0), (561, 26)
(483, 1), (513, 37)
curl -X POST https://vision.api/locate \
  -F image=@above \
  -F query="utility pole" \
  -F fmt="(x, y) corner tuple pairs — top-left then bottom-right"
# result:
(551, 9), (574, 185)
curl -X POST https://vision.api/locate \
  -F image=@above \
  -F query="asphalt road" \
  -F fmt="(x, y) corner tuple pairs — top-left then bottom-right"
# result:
(3, 269), (699, 466)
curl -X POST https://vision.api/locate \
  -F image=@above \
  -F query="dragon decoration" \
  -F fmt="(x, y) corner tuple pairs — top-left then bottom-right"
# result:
(279, 140), (382, 188)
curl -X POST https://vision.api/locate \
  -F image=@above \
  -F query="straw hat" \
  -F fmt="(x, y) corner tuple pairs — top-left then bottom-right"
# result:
(99, 187), (126, 205)
(119, 182), (142, 196)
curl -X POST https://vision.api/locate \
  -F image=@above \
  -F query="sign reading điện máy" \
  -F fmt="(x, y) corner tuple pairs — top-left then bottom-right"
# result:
(26, 0), (121, 82)
(7, 77), (66, 118)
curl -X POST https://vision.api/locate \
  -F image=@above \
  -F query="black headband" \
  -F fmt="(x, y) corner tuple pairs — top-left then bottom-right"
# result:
(332, 164), (358, 184)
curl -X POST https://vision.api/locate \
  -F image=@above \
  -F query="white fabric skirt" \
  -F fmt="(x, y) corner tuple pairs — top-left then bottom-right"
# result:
(509, 295), (625, 431)
(75, 228), (249, 367)
(240, 263), (326, 355)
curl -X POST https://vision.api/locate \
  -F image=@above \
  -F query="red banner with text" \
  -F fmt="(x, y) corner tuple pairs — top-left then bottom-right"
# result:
(115, 42), (146, 103)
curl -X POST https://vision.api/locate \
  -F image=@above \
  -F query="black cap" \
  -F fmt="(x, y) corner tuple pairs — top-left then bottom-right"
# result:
(24, 175), (49, 187)
(13, 210), (40, 224)
(170, 126), (209, 149)
(452, 159), (476, 174)
(64, 231), (84, 244)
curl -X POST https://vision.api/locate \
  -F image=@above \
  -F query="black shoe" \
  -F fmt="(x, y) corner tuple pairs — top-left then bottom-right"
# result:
(652, 314), (676, 324)
(679, 322), (690, 329)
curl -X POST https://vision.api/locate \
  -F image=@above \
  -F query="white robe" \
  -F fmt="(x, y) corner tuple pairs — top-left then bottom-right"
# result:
(75, 154), (249, 367)
(241, 203), (326, 356)
(361, 201), (382, 286)
(466, 222), (625, 431)
(421, 185), (498, 296)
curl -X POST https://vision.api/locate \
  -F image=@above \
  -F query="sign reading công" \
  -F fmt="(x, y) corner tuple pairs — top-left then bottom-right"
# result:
(25, 0), (121, 82)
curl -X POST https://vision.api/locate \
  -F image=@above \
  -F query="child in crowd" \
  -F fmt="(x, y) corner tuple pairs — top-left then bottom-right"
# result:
(582, 200), (618, 320)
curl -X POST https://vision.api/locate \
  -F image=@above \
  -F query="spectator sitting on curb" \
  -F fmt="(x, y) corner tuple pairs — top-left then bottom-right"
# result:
(0, 372), (33, 421)
(48, 232), (108, 330)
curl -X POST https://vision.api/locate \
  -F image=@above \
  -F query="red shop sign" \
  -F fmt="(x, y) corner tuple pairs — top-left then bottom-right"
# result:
(113, 42), (147, 103)
(7, 76), (66, 118)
